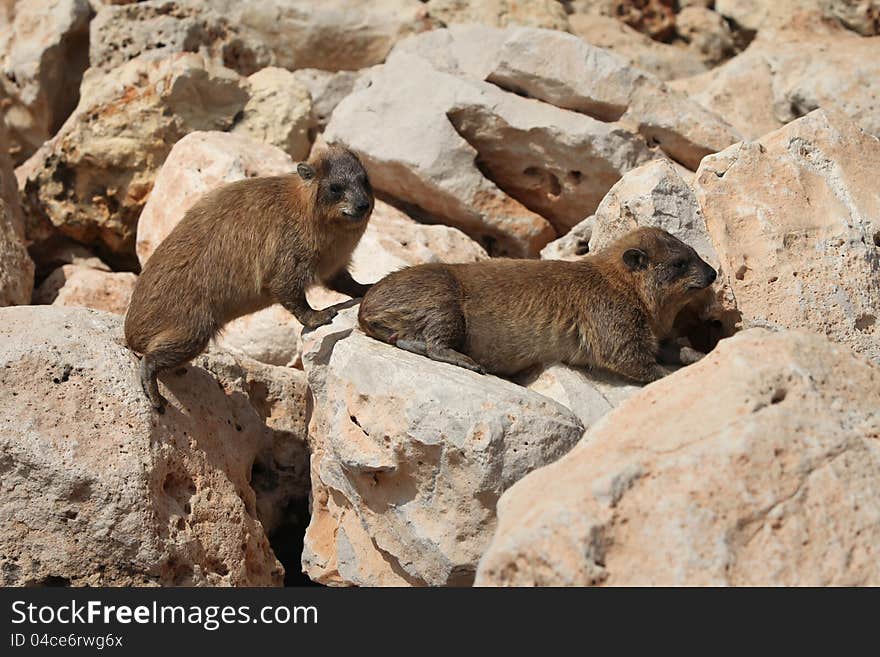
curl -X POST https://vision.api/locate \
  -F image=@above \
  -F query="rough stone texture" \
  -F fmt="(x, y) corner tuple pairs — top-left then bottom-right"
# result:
(486, 27), (741, 170)
(291, 68), (363, 131)
(0, 0), (92, 165)
(674, 6), (735, 66)
(588, 158), (718, 267)
(301, 308), (585, 586)
(352, 200), (489, 283)
(569, 14), (707, 81)
(476, 329), (880, 586)
(693, 109), (880, 363)
(447, 85), (657, 233)
(90, 0), (436, 75)
(714, 0), (879, 35)
(325, 50), (556, 257)
(671, 26), (880, 141)
(426, 0), (570, 30)
(0, 306), (284, 586)
(540, 215), (595, 261)
(193, 348), (311, 538)
(232, 67), (315, 160)
(515, 364), (640, 431)
(17, 53), (249, 270)
(33, 264), (136, 314)
(136, 131), (294, 266)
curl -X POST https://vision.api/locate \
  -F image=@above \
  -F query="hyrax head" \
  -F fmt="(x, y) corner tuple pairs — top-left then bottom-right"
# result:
(297, 145), (374, 226)
(615, 227), (717, 312)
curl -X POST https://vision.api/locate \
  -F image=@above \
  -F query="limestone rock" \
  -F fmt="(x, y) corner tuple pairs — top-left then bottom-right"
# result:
(34, 264), (136, 314)
(301, 308), (585, 586)
(675, 6), (735, 66)
(325, 51), (556, 257)
(486, 27), (741, 169)
(540, 215), (594, 261)
(515, 364), (641, 431)
(17, 53), (249, 269)
(588, 158), (719, 267)
(476, 329), (880, 586)
(0, 0), (92, 165)
(90, 0), (436, 75)
(0, 305), (284, 586)
(351, 200), (489, 284)
(671, 26), (880, 140)
(569, 14), (707, 81)
(446, 84), (657, 233)
(693, 109), (880, 363)
(426, 0), (570, 30)
(291, 69), (363, 131)
(232, 67), (315, 160)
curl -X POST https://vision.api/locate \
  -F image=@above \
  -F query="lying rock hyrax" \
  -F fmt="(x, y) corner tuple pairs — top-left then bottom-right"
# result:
(125, 145), (374, 411)
(358, 227), (717, 382)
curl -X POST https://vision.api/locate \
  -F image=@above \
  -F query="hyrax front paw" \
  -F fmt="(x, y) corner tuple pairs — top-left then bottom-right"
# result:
(301, 307), (338, 329)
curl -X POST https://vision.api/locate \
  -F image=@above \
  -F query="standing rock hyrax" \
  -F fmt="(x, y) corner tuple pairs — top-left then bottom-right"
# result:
(125, 145), (374, 412)
(358, 227), (717, 382)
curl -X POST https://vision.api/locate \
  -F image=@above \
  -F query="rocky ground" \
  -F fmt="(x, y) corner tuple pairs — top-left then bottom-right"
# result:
(0, 1), (878, 587)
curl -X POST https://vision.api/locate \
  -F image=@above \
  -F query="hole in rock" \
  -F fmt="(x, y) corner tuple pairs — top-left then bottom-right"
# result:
(771, 389), (787, 405)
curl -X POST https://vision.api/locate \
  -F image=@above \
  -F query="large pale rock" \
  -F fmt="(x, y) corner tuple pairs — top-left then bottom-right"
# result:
(17, 53), (249, 269)
(539, 215), (594, 261)
(447, 84), (657, 233)
(291, 69), (363, 131)
(693, 109), (880, 363)
(515, 364), (640, 431)
(33, 264), (136, 314)
(426, 0), (569, 30)
(486, 27), (741, 169)
(588, 158), (718, 267)
(715, 0), (879, 35)
(232, 67), (314, 160)
(477, 329), (880, 586)
(671, 26), (880, 140)
(0, 306), (284, 586)
(90, 0), (435, 74)
(136, 131), (295, 266)
(569, 14), (708, 81)
(0, 0), (92, 164)
(193, 348), (311, 538)
(326, 51), (556, 257)
(301, 308), (585, 586)
(674, 6), (735, 66)
(351, 200), (488, 283)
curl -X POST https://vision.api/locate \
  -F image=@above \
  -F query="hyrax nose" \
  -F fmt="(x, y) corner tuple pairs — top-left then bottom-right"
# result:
(355, 201), (371, 214)
(705, 267), (717, 284)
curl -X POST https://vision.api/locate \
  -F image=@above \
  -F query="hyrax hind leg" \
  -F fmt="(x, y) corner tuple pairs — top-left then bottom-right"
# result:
(396, 305), (485, 374)
(140, 327), (211, 413)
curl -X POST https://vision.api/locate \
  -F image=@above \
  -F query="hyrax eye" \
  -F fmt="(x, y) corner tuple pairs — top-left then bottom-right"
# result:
(673, 259), (687, 269)
(329, 183), (344, 196)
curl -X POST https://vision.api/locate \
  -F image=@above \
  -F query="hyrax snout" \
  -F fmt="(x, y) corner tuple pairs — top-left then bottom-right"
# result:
(125, 145), (374, 412)
(359, 227), (717, 383)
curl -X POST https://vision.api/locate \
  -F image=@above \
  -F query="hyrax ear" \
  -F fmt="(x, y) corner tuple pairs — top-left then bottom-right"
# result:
(622, 248), (649, 271)
(297, 162), (316, 181)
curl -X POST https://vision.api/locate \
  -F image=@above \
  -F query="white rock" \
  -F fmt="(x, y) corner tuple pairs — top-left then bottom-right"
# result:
(301, 308), (585, 586)
(477, 329), (880, 586)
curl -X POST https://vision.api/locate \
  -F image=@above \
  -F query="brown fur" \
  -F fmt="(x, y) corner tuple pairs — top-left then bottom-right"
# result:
(358, 227), (717, 383)
(125, 145), (374, 411)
